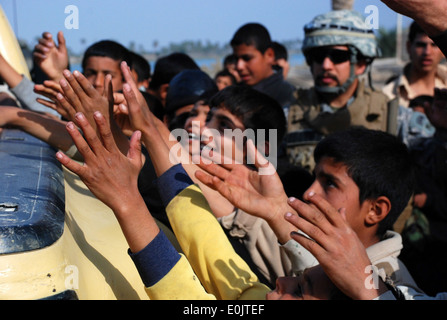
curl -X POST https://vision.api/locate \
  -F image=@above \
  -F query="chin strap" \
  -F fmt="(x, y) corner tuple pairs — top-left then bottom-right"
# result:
(315, 46), (359, 96)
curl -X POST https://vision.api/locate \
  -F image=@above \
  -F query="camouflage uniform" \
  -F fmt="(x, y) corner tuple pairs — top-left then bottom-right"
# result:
(285, 10), (397, 171)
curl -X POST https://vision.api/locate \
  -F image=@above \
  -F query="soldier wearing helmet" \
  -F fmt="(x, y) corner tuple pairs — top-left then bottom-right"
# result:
(285, 10), (398, 172)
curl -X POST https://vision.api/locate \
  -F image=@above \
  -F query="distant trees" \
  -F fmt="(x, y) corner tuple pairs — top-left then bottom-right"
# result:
(376, 28), (397, 58)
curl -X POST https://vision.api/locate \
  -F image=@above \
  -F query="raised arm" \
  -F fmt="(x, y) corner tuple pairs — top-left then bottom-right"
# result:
(284, 193), (389, 300)
(120, 61), (235, 217)
(33, 31), (69, 83)
(0, 106), (72, 151)
(54, 69), (131, 155)
(194, 140), (297, 244)
(55, 111), (158, 253)
(0, 53), (24, 89)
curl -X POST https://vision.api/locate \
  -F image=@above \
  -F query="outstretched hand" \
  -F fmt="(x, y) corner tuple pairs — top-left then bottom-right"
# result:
(284, 193), (385, 299)
(55, 69), (114, 133)
(56, 111), (143, 213)
(56, 110), (160, 253)
(33, 31), (69, 82)
(195, 140), (295, 243)
(119, 61), (156, 133)
(34, 80), (66, 116)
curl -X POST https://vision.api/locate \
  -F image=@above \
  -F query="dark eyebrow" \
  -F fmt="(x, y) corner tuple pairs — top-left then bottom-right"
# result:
(316, 169), (342, 186)
(238, 54), (254, 61)
(214, 113), (234, 125)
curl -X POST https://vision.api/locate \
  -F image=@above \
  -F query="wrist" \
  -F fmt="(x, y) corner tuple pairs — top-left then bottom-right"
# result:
(268, 201), (296, 244)
(112, 192), (146, 219)
(113, 194), (160, 254)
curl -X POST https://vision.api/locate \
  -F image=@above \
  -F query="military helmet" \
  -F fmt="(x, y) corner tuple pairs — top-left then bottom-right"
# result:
(302, 9), (380, 60)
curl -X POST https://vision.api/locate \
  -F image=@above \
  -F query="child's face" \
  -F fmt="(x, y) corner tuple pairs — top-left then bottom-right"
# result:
(408, 33), (444, 74)
(305, 156), (371, 239)
(232, 44), (275, 86)
(215, 75), (234, 91)
(184, 102), (211, 153)
(199, 107), (246, 164)
(83, 56), (123, 94)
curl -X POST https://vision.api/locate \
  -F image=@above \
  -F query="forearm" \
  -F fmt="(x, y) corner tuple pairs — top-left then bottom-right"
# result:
(166, 184), (270, 300)
(157, 165), (269, 299)
(266, 204), (298, 245)
(0, 54), (23, 89)
(113, 195), (160, 254)
(141, 124), (177, 177)
(10, 77), (60, 116)
(3, 107), (73, 151)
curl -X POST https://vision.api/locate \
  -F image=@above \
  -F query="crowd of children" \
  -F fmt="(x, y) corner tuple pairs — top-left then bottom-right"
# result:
(1, 0), (447, 300)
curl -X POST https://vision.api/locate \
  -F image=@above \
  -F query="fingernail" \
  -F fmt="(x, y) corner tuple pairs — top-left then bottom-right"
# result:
(308, 191), (315, 197)
(75, 113), (85, 121)
(73, 70), (80, 77)
(63, 69), (71, 77)
(66, 122), (75, 130)
(93, 111), (102, 119)
(288, 197), (296, 203)
(285, 212), (293, 218)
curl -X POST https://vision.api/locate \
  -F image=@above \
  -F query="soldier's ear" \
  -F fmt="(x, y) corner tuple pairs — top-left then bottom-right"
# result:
(355, 59), (368, 76)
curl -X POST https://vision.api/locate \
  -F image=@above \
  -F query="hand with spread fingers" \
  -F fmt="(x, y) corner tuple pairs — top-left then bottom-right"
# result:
(56, 111), (141, 207)
(33, 80), (66, 116)
(33, 31), (69, 83)
(194, 140), (296, 243)
(56, 111), (159, 253)
(119, 61), (159, 133)
(56, 69), (114, 131)
(284, 193), (388, 300)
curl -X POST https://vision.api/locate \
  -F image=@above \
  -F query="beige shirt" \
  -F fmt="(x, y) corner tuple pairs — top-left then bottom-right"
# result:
(382, 63), (447, 108)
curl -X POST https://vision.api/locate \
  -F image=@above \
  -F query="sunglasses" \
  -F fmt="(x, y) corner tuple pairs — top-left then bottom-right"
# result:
(307, 48), (352, 64)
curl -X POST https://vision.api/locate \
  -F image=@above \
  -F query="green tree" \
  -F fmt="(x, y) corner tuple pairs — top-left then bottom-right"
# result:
(376, 28), (397, 58)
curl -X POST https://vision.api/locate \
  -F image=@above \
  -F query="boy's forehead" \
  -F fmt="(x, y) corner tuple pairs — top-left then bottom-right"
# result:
(233, 43), (260, 55)
(314, 157), (350, 179)
(84, 56), (121, 71)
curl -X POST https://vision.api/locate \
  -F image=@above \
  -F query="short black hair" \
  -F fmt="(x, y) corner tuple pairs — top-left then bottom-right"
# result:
(223, 54), (238, 67)
(165, 70), (218, 130)
(214, 69), (237, 85)
(408, 21), (426, 43)
(272, 41), (288, 61)
(230, 23), (272, 53)
(314, 128), (416, 236)
(130, 52), (151, 82)
(82, 40), (131, 71)
(149, 52), (199, 89)
(209, 85), (286, 144)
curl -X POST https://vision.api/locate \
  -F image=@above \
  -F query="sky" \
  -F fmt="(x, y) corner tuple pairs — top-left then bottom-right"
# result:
(1, 0), (412, 55)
